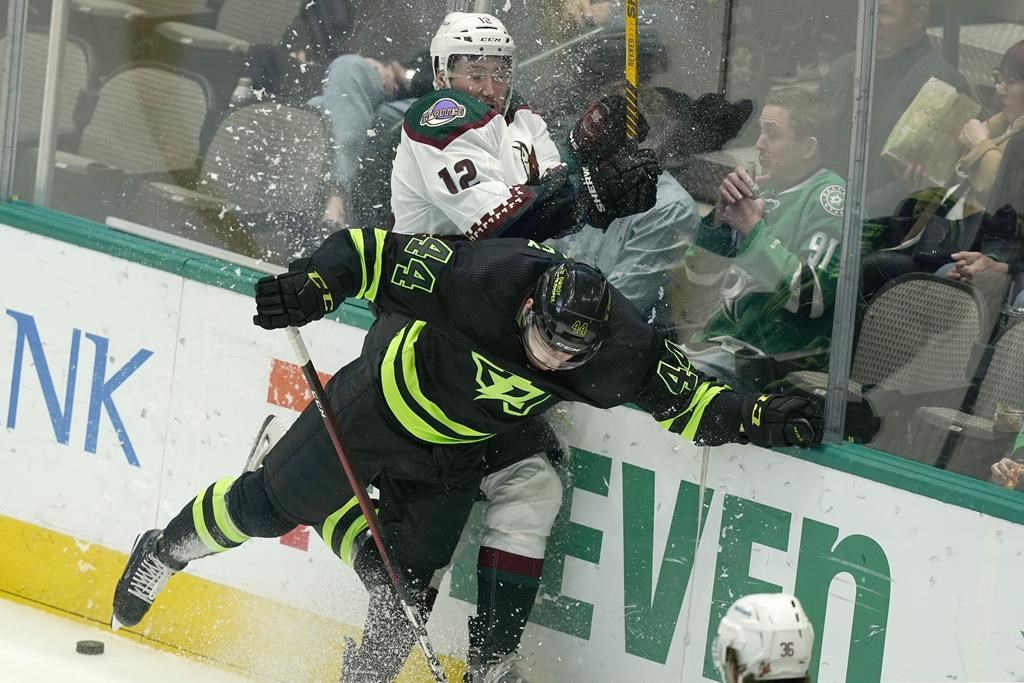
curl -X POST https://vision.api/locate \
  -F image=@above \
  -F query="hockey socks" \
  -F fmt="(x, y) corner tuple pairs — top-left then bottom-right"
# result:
(158, 471), (295, 566)
(469, 547), (543, 664)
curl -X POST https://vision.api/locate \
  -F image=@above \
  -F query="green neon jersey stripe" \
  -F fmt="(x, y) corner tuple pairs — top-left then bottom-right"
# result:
(680, 384), (727, 440)
(349, 230), (369, 299)
(364, 228), (388, 302)
(381, 325), (490, 444)
(403, 321), (490, 440)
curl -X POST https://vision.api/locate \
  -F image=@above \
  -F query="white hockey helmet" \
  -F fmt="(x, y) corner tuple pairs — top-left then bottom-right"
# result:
(713, 593), (814, 682)
(430, 12), (516, 101)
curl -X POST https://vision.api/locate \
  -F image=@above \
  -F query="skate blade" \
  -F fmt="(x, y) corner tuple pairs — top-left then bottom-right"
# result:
(110, 613), (123, 631)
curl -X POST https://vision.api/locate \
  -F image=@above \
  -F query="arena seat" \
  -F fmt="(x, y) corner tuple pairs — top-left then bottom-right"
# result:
(0, 29), (95, 143)
(136, 101), (334, 264)
(913, 319), (1024, 480)
(150, 0), (301, 108)
(21, 62), (214, 222)
(784, 273), (989, 445)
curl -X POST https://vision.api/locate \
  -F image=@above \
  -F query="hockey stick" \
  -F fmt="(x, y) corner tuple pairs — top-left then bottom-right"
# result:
(285, 327), (448, 683)
(695, 444), (710, 561)
(624, 0), (639, 139)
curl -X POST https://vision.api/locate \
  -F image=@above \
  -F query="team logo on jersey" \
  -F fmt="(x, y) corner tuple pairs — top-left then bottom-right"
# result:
(421, 98), (467, 127)
(513, 140), (540, 183)
(819, 184), (846, 217)
(471, 352), (549, 417)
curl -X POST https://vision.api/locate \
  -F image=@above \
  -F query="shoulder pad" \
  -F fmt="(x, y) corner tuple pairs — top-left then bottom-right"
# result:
(404, 89), (496, 149)
(505, 90), (532, 120)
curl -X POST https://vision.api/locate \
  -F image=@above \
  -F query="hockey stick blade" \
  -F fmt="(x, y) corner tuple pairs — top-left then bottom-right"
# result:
(244, 414), (283, 472)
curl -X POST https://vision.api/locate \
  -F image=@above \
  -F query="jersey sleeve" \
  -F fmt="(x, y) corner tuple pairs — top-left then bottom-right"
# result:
(735, 182), (845, 320)
(631, 336), (743, 446)
(309, 228), (473, 328)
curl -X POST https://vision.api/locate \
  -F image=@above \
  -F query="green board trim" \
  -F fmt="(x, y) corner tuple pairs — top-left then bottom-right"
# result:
(3, 201), (1022, 526)
(0, 201), (376, 330)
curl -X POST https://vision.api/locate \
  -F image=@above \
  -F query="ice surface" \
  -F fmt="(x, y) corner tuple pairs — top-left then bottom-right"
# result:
(0, 598), (251, 682)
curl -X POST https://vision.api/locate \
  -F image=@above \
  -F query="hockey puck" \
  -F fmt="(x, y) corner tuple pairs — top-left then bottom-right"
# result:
(76, 640), (105, 655)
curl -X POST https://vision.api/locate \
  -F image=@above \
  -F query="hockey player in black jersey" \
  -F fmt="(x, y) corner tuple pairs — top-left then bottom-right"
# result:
(111, 229), (823, 682)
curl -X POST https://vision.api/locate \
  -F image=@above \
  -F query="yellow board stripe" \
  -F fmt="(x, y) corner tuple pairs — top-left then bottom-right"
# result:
(0, 514), (466, 682)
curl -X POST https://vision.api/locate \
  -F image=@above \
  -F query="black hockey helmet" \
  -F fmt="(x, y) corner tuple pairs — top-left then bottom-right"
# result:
(520, 260), (612, 370)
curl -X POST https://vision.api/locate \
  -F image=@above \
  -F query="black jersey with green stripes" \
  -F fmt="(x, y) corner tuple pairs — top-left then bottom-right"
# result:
(309, 228), (743, 446)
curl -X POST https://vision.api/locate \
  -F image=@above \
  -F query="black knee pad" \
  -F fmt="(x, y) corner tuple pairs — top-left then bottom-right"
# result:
(226, 470), (299, 538)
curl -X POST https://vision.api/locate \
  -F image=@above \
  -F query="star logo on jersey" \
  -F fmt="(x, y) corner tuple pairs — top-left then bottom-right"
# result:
(471, 352), (549, 417)
(819, 184), (846, 217)
(421, 98), (467, 127)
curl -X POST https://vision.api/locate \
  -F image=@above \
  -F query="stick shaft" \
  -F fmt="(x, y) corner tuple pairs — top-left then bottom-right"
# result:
(624, 0), (639, 139)
(285, 328), (447, 682)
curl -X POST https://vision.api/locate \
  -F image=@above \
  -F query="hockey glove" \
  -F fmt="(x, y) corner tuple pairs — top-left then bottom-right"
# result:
(577, 148), (661, 230)
(741, 393), (824, 448)
(567, 94), (650, 164)
(253, 258), (337, 330)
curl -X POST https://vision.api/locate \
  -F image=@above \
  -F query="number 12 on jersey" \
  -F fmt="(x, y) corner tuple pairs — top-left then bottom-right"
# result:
(438, 159), (479, 194)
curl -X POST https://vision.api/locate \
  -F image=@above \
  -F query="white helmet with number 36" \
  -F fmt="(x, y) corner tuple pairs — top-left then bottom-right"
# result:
(430, 12), (516, 95)
(713, 593), (814, 682)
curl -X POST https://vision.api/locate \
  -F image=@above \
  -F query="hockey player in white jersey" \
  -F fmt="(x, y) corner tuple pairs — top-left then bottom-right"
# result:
(713, 594), (815, 683)
(375, 11), (660, 682)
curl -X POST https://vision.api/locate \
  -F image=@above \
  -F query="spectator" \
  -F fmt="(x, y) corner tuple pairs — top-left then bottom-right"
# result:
(951, 40), (1024, 217)
(821, 0), (968, 218)
(308, 55), (407, 223)
(549, 84), (702, 330)
(944, 117), (1024, 311)
(681, 88), (845, 390)
(243, 0), (355, 104)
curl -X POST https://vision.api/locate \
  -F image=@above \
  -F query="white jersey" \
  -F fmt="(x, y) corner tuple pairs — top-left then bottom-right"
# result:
(390, 88), (562, 239)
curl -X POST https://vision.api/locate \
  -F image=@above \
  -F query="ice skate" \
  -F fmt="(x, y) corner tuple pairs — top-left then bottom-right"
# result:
(111, 529), (183, 629)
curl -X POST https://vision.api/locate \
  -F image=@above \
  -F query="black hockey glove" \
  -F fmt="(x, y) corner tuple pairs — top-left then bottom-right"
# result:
(577, 148), (661, 230)
(568, 94), (650, 164)
(741, 393), (824, 448)
(253, 258), (337, 330)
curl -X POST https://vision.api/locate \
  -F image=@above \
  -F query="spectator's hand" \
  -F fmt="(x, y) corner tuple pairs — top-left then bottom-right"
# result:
(959, 118), (990, 148)
(898, 162), (931, 194)
(578, 148), (660, 229)
(948, 251), (1007, 282)
(253, 259), (338, 330)
(718, 167), (758, 204)
(741, 393), (824, 448)
(720, 196), (765, 236)
(568, 95), (650, 164)
(990, 458), (1021, 487)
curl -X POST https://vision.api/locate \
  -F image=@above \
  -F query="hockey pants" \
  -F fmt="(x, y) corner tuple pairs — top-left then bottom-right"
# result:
(157, 353), (484, 680)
